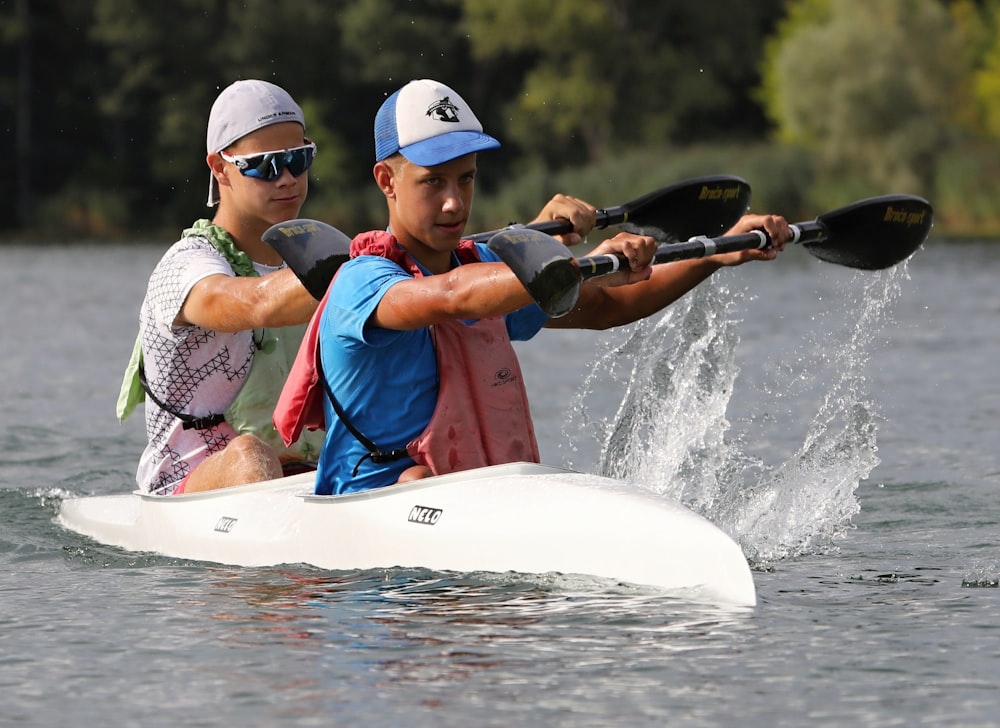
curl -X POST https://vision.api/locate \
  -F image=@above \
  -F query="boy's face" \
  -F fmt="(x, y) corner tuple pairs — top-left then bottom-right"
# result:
(211, 121), (309, 225)
(380, 153), (478, 254)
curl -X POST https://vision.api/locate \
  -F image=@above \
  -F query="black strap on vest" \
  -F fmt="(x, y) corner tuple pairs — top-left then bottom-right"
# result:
(313, 238), (461, 478)
(138, 364), (225, 431)
(317, 362), (409, 476)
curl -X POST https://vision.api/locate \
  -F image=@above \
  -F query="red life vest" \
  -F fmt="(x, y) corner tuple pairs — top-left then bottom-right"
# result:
(273, 231), (540, 477)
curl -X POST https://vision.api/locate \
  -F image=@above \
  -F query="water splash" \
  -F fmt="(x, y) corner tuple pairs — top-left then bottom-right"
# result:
(961, 561), (1000, 588)
(565, 266), (908, 568)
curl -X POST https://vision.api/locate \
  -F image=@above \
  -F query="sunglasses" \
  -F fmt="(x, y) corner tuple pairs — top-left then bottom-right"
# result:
(220, 141), (317, 181)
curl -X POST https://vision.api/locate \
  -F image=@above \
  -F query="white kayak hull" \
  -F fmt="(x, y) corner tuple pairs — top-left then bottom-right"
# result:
(58, 462), (756, 606)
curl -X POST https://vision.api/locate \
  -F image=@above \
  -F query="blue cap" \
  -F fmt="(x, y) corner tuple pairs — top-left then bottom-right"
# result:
(374, 79), (500, 166)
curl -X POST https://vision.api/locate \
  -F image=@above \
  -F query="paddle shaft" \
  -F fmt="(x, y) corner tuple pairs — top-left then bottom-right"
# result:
(521, 206), (622, 235)
(264, 176), (753, 300)
(469, 206), (646, 244)
(576, 221), (825, 278)
(467, 175), (750, 244)
(488, 193), (930, 317)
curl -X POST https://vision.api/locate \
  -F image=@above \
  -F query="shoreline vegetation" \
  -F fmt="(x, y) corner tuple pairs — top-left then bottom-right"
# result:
(3, 141), (997, 245)
(5, 2), (1000, 243)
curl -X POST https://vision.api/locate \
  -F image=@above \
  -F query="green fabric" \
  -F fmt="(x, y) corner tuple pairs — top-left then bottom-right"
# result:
(116, 333), (145, 422)
(116, 220), (257, 422)
(222, 321), (324, 462)
(182, 219), (258, 278)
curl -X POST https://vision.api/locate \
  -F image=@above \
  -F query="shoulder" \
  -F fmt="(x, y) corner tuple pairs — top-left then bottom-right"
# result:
(158, 234), (226, 265)
(471, 242), (500, 263)
(325, 255), (405, 311)
(336, 254), (412, 288)
(155, 236), (232, 276)
(147, 236), (234, 311)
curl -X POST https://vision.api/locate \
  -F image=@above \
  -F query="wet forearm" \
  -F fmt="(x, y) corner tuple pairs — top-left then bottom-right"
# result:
(254, 268), (319, 328)
(376, 263), (534, 330)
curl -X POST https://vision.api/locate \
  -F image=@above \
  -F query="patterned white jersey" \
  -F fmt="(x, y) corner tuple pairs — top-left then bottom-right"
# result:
(136, 235), (282, 494)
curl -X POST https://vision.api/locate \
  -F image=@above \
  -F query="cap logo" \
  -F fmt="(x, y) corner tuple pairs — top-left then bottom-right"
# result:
(257, 110), (298, 124)
(426, 97), (461, 123)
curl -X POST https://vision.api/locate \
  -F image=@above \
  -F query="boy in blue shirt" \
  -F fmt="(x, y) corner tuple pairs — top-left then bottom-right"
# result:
(308, 79), (790, 494)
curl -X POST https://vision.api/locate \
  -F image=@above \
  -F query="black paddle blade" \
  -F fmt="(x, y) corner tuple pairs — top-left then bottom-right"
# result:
(616, 174), (752, 241)
(805, 194), (933, 270)
(261, 219), (352, 300)
(467, 175), (752, 244)
(488, 228), (582, 317)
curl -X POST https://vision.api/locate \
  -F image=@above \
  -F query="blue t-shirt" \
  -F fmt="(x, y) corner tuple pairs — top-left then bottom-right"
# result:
(314, 244), (548, 494)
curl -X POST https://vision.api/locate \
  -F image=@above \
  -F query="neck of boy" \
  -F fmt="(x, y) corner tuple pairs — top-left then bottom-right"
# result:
(393, 233), (455, 275)
(240, 235), (285, 267)
(213, 213), (284, 267)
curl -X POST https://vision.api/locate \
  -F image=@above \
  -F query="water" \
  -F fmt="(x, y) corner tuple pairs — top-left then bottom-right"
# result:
(1, 239), (997, 726)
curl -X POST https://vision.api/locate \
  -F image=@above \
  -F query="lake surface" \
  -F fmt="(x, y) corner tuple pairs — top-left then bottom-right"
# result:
(1, 237), (997, 727)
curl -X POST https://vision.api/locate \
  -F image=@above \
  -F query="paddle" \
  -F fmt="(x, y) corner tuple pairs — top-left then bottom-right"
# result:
(466, 174), (752, 244)
(262, 219), (353, 300)
(488, 194), (933, 317)
(262, 175), (753, 300)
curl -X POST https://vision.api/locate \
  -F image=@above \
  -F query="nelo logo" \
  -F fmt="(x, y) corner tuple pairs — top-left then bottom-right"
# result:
(214, 516), (238, 533)
(408, 505), (442, 525)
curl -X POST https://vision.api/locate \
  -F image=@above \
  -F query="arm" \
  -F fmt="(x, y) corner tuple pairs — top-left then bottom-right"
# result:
(372, 262), (536, 331)
(549, 213), (791, 330)
(178, 267), (318, 332)
(372, 192), (596, 330)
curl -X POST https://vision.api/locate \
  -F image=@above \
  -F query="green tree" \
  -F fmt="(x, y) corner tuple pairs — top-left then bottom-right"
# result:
(463, 0), (616, 166)
(2, 0), (121, 234)
(760, 0), (968, 200)
(464, 0), (784, 168)
(2, 0), (31, 228)
(90, 0), (229, 227)
(338, 0), (466, 85)
(971, 0), (1000, 138)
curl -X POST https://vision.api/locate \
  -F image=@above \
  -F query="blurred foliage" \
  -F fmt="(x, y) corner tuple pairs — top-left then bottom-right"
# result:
(759, 0), (1000, 233)
(2, 0), (999, 240)
(762, 1), (964, 200)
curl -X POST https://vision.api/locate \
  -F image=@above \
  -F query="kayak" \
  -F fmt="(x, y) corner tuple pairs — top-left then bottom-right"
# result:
(58, 462), (756, 607)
